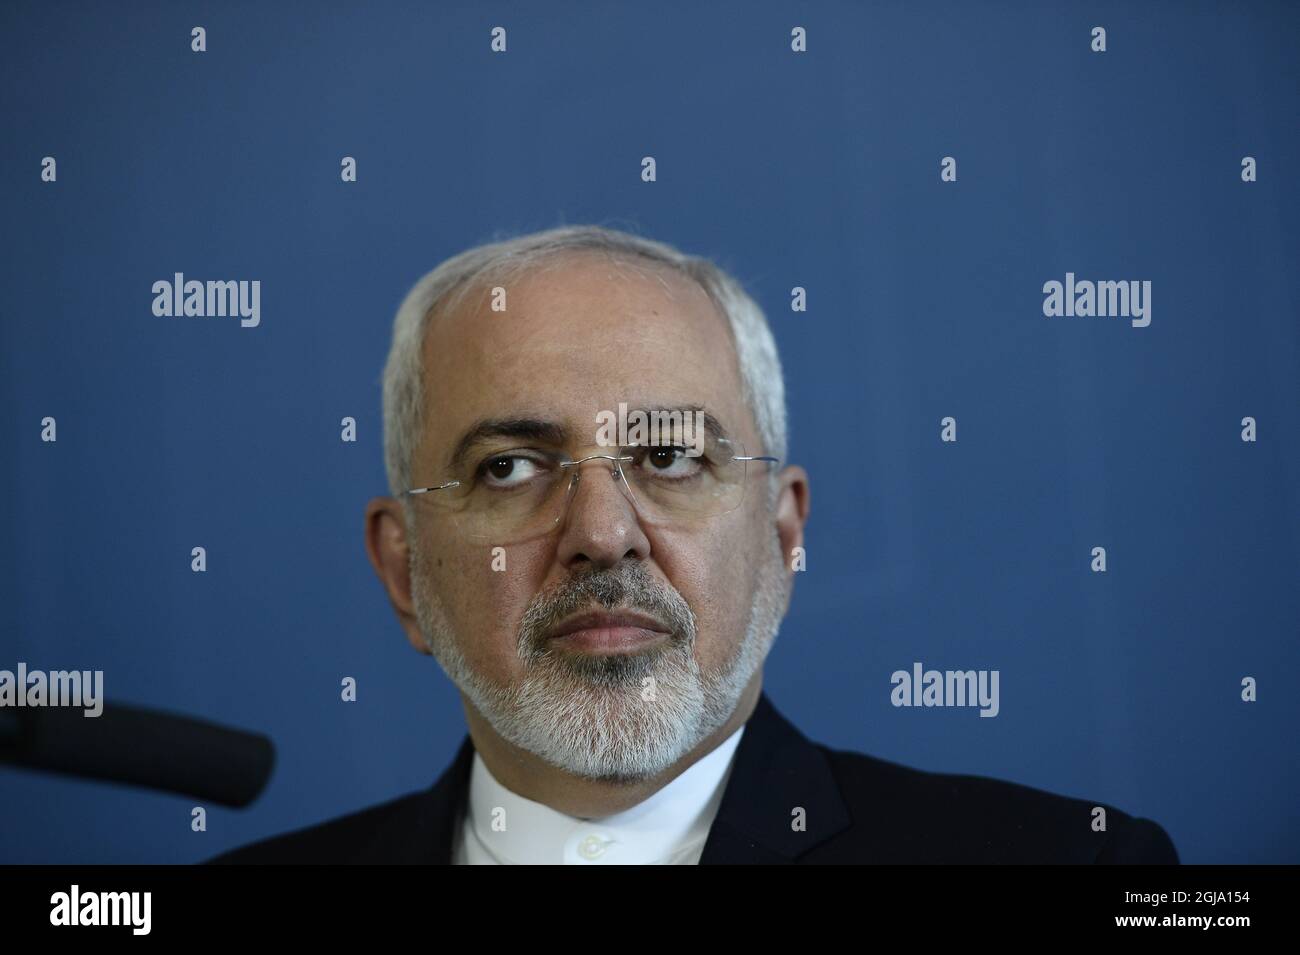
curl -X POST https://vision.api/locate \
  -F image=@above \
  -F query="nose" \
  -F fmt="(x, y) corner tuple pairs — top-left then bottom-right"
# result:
(554, 455), (652, 570)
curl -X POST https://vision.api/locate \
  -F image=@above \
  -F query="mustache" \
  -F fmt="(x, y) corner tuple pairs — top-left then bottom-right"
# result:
(518, 562), (696, 654)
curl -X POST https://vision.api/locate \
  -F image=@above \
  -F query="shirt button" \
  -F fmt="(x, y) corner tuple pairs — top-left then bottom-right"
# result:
(577, 833), (611, 860)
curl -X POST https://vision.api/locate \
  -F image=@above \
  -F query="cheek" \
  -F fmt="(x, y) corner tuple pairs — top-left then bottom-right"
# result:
(653, 519), (756, 669)
(430, 539), (552, 680)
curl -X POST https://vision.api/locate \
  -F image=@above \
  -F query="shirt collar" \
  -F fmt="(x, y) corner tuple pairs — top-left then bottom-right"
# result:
(463, 723), (746, 864)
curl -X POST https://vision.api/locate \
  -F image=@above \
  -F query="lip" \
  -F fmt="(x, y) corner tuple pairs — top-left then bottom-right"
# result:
(546, 610), (672, 653)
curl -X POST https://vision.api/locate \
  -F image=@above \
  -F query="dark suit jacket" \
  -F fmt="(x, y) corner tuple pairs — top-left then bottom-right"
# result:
(207, 691), (1178, 864)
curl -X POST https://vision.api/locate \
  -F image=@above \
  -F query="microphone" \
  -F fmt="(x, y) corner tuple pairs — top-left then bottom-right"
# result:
(0, 701), (274, 808)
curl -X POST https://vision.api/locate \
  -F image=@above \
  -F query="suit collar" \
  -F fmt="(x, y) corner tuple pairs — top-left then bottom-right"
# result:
(426, 734), (475, 864)
(427, 691), (850, 864)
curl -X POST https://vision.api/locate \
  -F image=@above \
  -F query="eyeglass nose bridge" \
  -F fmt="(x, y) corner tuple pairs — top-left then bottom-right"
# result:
(555, 451), (641, 520)
(560, 451), (635, 476)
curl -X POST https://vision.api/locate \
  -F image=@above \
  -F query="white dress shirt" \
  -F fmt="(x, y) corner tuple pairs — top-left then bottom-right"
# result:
(453, 724), (745, 865)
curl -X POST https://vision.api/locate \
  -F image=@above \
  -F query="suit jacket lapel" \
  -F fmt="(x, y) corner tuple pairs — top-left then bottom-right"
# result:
(698, 692), (852, 864)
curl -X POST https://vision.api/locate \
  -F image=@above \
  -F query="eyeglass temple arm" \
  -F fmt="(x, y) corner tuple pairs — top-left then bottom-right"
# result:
(407, 454), (636, 494)
(406, 480), (461, 495)
(733, 455), (780, 464)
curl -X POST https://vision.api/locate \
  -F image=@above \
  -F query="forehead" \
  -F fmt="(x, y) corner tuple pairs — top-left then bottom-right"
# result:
(418, 253), (754, 461)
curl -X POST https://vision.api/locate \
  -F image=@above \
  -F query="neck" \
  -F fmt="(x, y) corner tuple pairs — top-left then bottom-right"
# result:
(461, 671), (762, 818)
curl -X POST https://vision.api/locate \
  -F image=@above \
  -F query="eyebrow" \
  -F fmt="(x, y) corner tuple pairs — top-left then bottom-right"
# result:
(447, 417), (569, 474)
(640, 405), (729, 444)
(445, 404), (733, 473)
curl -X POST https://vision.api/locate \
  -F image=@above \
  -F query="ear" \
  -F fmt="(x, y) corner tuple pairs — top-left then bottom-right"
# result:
(364, 496), (431, 655)
(773, 464), (810, 583)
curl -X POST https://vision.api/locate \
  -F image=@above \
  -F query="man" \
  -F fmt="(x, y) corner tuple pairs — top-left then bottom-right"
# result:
(209, 225), (1178, 864)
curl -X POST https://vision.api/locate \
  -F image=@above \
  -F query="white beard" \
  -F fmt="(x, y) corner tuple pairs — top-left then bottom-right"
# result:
(410, 532), (787, 781)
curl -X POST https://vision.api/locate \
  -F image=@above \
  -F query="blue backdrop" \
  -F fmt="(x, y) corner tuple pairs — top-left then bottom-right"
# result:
(2, 0), (1296, 863)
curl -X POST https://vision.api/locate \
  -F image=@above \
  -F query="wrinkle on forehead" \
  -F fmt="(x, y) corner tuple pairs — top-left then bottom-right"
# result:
(430, 249), (720, 341)
(425, 254), (737, 381)
(415, 250), (752, 467)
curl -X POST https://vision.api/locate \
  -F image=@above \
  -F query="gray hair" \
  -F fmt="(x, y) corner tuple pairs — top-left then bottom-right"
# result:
(380, 224), (788, 507)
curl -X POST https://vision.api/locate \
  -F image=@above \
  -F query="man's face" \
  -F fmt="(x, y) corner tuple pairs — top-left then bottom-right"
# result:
(400, 253), (790, 780)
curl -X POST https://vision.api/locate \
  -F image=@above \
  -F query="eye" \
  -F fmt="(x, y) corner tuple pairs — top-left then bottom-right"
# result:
(635, 446), (703, 480)
(476, 453), (546, 489)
